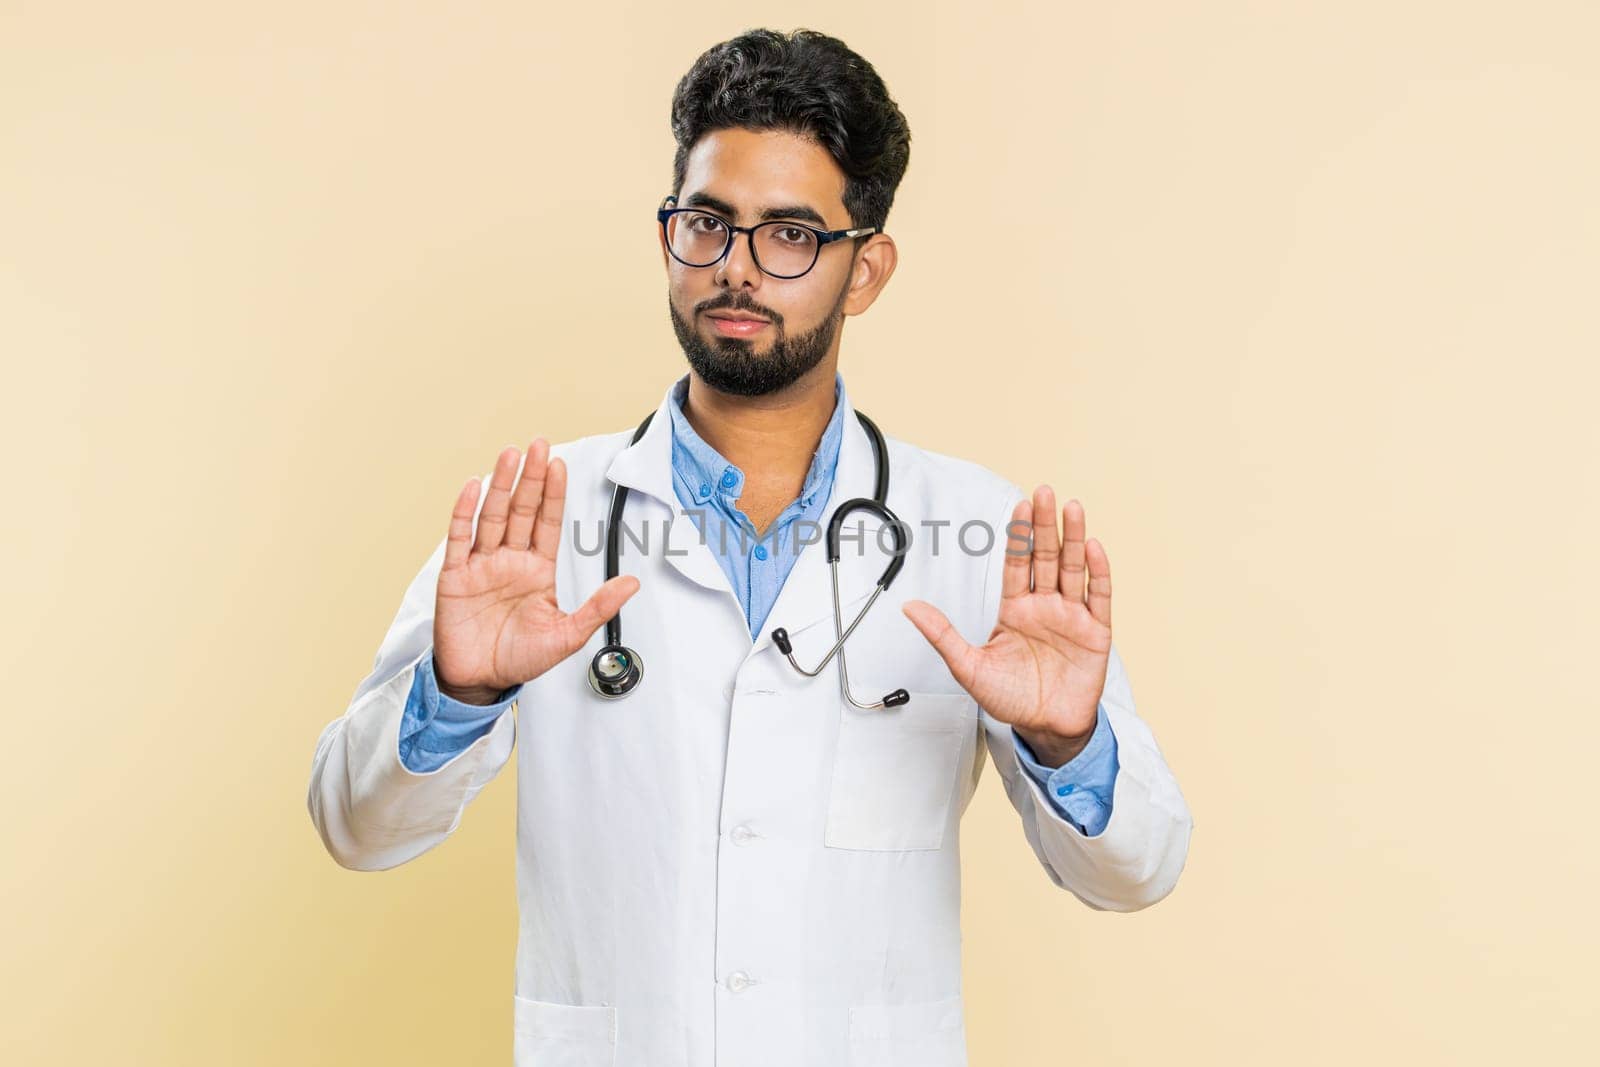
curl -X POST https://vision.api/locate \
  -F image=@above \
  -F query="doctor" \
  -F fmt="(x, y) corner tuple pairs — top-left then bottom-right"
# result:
(307, 27), (1192, 1067)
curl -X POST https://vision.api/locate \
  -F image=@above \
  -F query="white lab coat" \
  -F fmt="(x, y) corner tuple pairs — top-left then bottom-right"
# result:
(307, 376), (1193, 1066)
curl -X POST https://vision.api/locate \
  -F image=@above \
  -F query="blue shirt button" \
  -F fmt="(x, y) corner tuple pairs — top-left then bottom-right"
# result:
(698, 482), (711, 497)
(720, 470), (738, 490)
(753, 544), (768, 561)
(1056, 784), (1075, 796)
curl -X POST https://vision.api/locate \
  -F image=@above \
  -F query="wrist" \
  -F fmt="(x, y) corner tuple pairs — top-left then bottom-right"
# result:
(1014, 723), (1093, 768)
(437, 682), (505, 706)
(432, 655), (506, 706)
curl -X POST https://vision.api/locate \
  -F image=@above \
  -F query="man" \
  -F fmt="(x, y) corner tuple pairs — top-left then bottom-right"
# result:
(307, 27), (1192, 1066)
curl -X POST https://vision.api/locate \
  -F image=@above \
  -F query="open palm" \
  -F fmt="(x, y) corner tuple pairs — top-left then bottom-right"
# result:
(433, 440), (639, 701)
(902, 485), (1112, 741)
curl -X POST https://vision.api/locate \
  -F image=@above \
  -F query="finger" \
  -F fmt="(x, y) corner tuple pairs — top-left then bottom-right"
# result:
(900, 599), (980, 692)
(1001, 497), (1032, 600)
(473, 447), (521, 554)
(442, 477), (482, 573)
(503, 439), (548, 552)
(562, 575), (640, 652)
(1085, 536), (1112, 627)
(1060, 497), (1087, 604)
(533, 456), (568, 562)
(1030, 485), (1060, 594)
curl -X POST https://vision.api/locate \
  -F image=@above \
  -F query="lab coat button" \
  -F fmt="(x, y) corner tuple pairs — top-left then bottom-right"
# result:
(725, 970), (754, 992)
(730, 824), (757, 845)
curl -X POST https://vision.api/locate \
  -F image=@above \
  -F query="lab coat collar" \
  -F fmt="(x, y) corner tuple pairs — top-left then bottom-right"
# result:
(603, 372), (884, 656)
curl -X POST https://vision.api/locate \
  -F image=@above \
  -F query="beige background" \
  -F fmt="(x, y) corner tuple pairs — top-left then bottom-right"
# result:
(3, 2), (1595, 1063)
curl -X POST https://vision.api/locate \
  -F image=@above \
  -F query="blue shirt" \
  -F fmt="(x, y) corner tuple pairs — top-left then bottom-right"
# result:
(397, 371), (1119, 835)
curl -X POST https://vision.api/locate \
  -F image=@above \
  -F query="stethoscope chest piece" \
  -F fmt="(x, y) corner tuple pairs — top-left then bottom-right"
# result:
(588, 644), (643, 698)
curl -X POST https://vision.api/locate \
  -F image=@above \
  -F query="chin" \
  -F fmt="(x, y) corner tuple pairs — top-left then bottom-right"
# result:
(706, 331), (765, 351)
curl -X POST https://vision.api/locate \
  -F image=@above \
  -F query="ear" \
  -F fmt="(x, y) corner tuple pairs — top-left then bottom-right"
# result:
(842, 233), (898, 317)
(657, 194), (679, 271)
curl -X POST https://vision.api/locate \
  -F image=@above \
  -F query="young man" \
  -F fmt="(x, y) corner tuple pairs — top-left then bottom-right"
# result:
(308, 28), (1192, 1066)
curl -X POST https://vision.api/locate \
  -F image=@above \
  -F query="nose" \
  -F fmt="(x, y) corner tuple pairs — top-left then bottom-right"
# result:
(714, 229), (763, 291)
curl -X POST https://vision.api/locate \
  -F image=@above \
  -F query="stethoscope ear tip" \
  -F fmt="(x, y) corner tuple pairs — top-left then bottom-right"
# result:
(883, 688), (910, 707)
(770, 627), (792, 655)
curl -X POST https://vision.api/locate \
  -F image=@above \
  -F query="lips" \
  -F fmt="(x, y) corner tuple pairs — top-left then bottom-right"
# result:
(707, 313), (771, 337)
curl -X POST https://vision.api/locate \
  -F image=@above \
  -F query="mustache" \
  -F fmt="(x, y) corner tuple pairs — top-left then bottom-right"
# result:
(697, 296), (780, 323)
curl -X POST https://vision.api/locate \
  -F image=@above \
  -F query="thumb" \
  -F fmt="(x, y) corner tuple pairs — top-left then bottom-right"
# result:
(564, 575), (640, 650)
(901, 599), (977, 690)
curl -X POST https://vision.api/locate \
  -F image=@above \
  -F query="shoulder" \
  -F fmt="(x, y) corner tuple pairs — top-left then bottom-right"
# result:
(547, 422), (642, 469)
(460, 424), (642, 517)
(880, 431), (1024, 517)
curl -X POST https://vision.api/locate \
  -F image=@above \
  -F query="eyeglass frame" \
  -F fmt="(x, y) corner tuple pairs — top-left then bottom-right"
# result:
(655, 194), (882, 279)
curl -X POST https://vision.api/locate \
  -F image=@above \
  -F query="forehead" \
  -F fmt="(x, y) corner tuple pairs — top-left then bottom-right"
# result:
(679, 127), (848, 224)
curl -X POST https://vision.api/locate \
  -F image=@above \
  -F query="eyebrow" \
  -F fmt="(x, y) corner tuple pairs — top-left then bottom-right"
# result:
(681, 191), (829, 229)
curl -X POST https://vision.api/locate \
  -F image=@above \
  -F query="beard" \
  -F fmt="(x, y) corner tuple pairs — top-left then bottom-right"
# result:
(668, 272), (851, 398)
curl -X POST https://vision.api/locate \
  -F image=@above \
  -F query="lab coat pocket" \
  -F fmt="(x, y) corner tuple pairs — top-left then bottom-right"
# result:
(824, 691), (973, 851)
(512, 994), (616, 1067)
(848, 991), (968, 1066)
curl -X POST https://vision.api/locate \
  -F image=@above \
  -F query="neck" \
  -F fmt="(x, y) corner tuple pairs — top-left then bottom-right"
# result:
(680, 360), (839, 489)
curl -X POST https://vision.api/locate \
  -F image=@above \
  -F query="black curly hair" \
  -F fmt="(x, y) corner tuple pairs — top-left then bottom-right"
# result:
(668, 28), (912, 233)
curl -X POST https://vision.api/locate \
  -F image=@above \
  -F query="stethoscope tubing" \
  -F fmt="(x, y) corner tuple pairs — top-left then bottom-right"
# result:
(591, 405), (910, 708)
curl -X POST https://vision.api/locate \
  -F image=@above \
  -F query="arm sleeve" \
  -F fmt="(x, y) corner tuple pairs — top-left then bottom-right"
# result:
(398, 651), (522, 774)
(1011, 702), (1119, 837)
(972, 482), (1194, 911)
(305, 468), (519, 872)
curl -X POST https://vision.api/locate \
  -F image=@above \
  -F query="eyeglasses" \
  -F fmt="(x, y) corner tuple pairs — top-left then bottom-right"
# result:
(656, 195), (881, 280)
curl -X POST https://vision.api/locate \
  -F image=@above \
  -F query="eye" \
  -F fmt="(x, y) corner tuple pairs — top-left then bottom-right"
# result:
(772, 226), (812, 246)
(687, 213), (726, 234)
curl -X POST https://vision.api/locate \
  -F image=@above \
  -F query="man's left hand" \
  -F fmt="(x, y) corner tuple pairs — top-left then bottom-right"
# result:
(901, 485), (1112, 768)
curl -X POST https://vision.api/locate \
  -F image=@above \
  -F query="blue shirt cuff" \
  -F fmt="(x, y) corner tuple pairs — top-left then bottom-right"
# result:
(1011, 702), (1119, 837)
(396, 651), (521, 773)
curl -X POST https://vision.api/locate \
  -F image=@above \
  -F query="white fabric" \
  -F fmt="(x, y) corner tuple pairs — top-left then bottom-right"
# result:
(306, 378), (1194, 1066)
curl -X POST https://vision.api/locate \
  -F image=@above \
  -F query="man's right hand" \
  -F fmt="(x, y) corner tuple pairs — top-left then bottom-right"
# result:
(432, 439), (640, 704)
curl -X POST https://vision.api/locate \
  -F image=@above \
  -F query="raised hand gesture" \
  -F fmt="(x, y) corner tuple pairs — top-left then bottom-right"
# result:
(901, 485), (1112, 766)
(432, 440), (640, 704)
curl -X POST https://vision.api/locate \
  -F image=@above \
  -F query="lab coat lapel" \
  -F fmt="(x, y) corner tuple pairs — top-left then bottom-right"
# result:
(602, 380), (730, 596)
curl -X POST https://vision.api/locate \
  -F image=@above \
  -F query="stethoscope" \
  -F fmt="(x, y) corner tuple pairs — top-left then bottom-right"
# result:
(588, 408), (913, 709)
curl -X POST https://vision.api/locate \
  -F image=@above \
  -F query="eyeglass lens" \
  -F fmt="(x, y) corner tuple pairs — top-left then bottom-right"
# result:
(665, 211), (819, 277)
